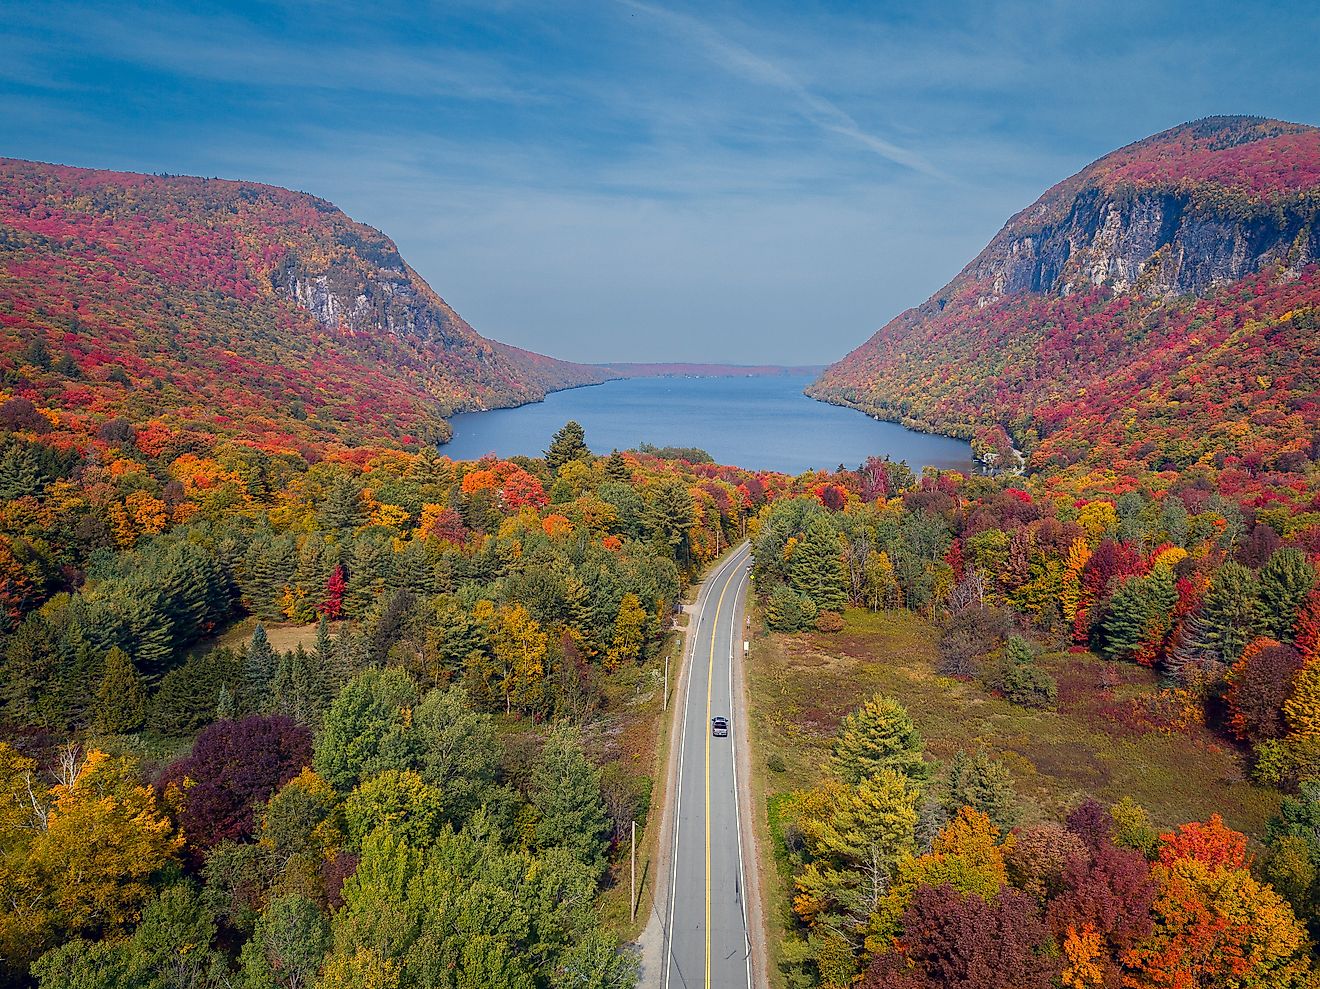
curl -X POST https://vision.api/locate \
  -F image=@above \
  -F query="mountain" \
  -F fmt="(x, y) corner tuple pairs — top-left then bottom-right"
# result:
(810, 116), (1320, 501)
(0, 158), (610, 456)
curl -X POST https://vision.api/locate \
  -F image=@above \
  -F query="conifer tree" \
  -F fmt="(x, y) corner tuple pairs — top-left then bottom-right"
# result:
(831, 694), (930, 784)
(545, 421), (591, 473)
(0, 444), (45, 499)
(1261, 548), (1318, 641)
(93, 647), (146, 734)
(788, 516), (848, 612)
(940, 750), (1019, 831)
(1189, 561), (1264, 664)
(604, 449), (631, 480)
(242, 624), (277, 714)
(318, 477), (365, 531)
(215, 684), (235, 720)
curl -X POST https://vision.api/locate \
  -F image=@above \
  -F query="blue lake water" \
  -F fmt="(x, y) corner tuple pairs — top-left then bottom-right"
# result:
(440, 374), (973, 474)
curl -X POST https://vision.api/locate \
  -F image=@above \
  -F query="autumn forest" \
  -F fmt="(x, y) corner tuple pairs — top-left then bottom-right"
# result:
(1, 111), (1319, 989)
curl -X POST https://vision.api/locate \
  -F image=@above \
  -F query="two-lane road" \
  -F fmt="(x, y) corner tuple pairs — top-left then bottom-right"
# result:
(664, 542), (754, 989)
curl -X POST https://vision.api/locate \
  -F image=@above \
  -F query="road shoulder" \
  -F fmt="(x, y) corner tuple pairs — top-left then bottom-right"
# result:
(731, 565), (770, 988)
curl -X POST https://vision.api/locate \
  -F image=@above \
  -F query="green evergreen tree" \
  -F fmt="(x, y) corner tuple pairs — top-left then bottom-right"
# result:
(644, 478), (695, 561)
(939, 750), (1019, 831)
(318, 477), (366, 531)
(988, 635), (1058, 708)
(831, 694), (930, 784)
(764, 584), (816, 632)
(21, 336), (51, 370)
(53, 352), (81, 378)
(151, 647), (241, 736)
(545, 421), (591, 473)
(530, 726), (611, 877)
(120, 596), (173, 681)
(1191, 561), (1264, 664)
(92, 646), (146, 733)
(603, 450), (631, 481)
(0, 614), (57, 726)
(0, 444), (45, 499)
(343, 535), (391, 616)
(788, 516), (848, 612)
(313, 615), (333, 666)
(242, 623), (277, 714)
(215, 683), (236, 720)
(243, 534), (296, 622)
(1099, 565), (1177, 661)
(1260, 548), (1318, 641)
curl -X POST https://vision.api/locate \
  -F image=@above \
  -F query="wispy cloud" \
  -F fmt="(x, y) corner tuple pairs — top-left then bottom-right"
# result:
(618, 0), (944, 179)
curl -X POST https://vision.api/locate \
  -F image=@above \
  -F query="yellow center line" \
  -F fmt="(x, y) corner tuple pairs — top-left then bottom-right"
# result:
(706, 547), (737, 989)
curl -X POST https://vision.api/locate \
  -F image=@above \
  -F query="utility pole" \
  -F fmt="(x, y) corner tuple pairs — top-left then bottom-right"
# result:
(630, 819), (637, 922)
(663, 653), (669, 711)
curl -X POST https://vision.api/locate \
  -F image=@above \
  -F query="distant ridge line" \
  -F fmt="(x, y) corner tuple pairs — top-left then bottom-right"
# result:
(594, 362), (824, 378)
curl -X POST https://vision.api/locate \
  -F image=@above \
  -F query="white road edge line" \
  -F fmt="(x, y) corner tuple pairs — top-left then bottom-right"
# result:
(663, 544), (747, 989)
(727, 561), (753, 989)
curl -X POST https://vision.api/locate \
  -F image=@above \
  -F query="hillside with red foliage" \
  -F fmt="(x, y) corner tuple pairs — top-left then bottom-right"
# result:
(810, 116), (1320, 508)
(0, 158), (609, 459)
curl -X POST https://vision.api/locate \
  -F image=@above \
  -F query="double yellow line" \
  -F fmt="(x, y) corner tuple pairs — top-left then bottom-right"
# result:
(705, 547), (739, 988)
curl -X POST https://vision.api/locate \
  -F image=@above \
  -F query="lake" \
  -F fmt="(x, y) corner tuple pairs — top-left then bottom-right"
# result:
(440, 374), (973, 474)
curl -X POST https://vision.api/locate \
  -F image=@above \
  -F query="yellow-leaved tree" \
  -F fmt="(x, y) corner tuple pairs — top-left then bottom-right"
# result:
(1284, 662), (1320, 739)
(0, 744), (181, 976)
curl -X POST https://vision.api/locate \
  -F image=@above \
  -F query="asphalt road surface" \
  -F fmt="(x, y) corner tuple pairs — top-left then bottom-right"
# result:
(664, 542), (753, 989)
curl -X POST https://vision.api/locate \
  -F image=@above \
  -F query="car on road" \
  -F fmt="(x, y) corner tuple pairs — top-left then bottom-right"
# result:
(711, 716), (729, 737)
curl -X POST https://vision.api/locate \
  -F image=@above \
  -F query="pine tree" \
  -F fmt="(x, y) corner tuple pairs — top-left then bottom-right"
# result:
(788, 516), (848, 612)
(1099, 566), (1177, 663)
(604, 450), (631, 480)
(318, 477), (365, 531)
(1261, 548), (1318, 641)
(1189, 561), (1263, 664)
(215, 683), (236, 720)
(940, 751), (1019, 831)
(242, 623), (277, 714)
(545, 421), (591, 472)
(93, 647), (146, 733)
(343, 536), (389, 617)
(0, 615), (56, 726)
(123, 596), (173, 682)
(0, 445), (45, 499)
(313, 615), (333, 665)
(832, 694), (930, 784)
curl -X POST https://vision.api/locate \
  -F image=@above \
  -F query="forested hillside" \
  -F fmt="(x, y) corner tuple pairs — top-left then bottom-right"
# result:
(810, 116), (1320, 503)
(0, 158), (610, 455)
(0, 417), (819, 987)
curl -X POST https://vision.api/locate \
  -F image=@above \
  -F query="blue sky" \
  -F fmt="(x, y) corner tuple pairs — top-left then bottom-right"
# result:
(3, 1), (1318, 364)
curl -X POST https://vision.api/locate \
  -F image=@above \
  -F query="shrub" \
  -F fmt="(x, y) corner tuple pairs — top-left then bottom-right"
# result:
(983, 636), (1057, 708)
(765, 584), (817, 632)
(816, 610), (845, 633)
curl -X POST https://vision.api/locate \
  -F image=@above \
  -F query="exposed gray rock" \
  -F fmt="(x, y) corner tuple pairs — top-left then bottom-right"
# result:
(965, 188), (1320, 306)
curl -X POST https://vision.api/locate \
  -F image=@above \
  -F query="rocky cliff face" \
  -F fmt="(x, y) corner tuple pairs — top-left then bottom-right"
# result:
(810, 116), (1320, 483)
(963, 186), (1320, 306)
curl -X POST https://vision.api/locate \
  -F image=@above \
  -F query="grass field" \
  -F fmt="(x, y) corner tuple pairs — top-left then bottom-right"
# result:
(744, 606), (1283, 986)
